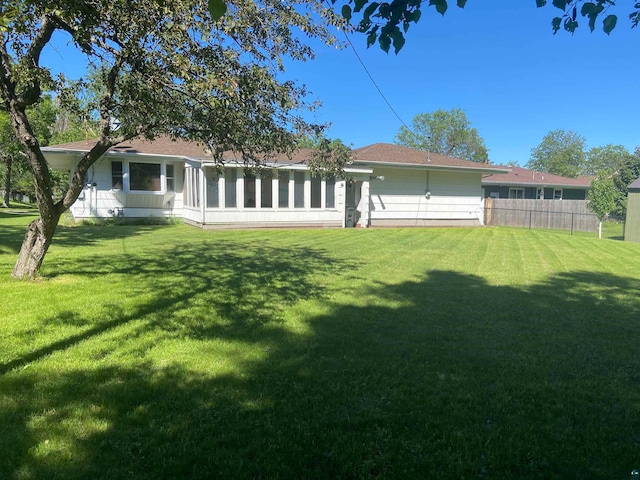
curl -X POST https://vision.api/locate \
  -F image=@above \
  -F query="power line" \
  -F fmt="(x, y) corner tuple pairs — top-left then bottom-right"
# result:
(340, 29), (411, 130)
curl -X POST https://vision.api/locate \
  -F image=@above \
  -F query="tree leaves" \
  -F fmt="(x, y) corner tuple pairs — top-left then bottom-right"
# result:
(339, 0), (635, 51)
(395, 108), (489, 163)
(544, 0), (626, 34)
(603, 13), (617, 33)
(208, 0), (227, 21)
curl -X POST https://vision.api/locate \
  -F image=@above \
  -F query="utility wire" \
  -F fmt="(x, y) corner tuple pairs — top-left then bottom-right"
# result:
(340, 28), (411, 130)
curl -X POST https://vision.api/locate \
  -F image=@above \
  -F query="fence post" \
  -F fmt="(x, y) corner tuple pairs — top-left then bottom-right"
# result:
(571, 213), (574, 235)
(529, 210), (532, 230)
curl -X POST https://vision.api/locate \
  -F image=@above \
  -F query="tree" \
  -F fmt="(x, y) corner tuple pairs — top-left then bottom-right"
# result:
(587, 171), (617, 237)
(526, 129), (586, 178)
(1, 95), (56, 207)
(1, 0), (347, 279)
(395, 108), (489, 162)
(608, 149), (640, 217)
(329, 0), (638, 53)
(583, 144), (635, 176)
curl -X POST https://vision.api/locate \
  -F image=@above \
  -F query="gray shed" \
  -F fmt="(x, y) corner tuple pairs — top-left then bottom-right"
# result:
(624, 177), (640, 242)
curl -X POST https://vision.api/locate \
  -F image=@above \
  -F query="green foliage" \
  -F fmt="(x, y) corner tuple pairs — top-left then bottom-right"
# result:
(584, 147), (640, 218)
(584, 144), (635, 176)
(395, 108), (489, 162)
(3, 0), (349, 277)
(1, 96), (57, 205)
(307, 137), (352, 178)
(609, 149), (640, 216)
(526, 129), (586, 178)
(543, 0), (626, 34)
(587, 171), (617, 220)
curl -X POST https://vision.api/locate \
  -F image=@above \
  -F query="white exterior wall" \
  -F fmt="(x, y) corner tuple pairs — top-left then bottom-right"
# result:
(69, 155), (184, 219)
(368, 167), (485, 225)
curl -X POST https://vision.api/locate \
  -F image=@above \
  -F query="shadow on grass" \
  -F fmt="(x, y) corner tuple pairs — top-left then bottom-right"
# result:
(0, 211), (165, 256)
(2, 245), (640, 477)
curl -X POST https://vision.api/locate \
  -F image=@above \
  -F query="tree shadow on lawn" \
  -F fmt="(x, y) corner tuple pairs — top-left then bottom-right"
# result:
(0, 212), (160, 257)
(2, 254), (640, 478)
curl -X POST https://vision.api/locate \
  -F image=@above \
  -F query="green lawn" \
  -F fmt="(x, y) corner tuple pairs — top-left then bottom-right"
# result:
(2, 212), (640, 479)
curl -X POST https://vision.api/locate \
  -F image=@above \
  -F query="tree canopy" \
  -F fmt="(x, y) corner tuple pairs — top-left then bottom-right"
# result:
(526, 129), (586, 178)
(395, 108), (489, 163)
(1, 0), (348, 278)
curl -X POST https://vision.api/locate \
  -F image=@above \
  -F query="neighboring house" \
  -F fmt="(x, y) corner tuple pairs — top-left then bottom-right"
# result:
(482, 166), (591, 200)
(624, 177), (640, 242)
(43, 139), (508, 228)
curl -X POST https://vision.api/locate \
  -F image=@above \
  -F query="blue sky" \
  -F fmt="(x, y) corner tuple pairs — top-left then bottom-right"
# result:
(282, 2), (640, 165)
(42, 1), (639, 166)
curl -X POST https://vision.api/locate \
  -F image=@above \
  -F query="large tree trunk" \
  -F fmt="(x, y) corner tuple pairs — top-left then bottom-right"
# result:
(12, 212), (60, 279)
(1, 154), (11, 208)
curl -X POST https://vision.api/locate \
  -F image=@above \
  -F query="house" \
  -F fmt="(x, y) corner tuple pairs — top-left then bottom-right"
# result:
(624, 177), (640, 242)
(43, 139), (508, 228)
(350, 144), (508, 227)
(482, 166), (591, 200)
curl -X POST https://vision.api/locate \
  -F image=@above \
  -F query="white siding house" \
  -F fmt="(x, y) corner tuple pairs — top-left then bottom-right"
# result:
(351, 144), (507, 227)
(44, 139), (508, 228)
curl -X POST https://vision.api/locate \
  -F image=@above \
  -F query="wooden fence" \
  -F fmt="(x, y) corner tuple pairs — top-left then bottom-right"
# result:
(485, 198), (599, 233)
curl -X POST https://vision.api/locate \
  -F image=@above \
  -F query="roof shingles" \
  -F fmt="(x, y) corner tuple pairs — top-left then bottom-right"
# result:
(482, 166), (591, 188)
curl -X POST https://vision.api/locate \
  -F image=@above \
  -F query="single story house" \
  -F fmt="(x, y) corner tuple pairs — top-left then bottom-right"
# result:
(44, 138), (508, 228)
(624, 176), (640, 242)
(482, 166), (591, 200)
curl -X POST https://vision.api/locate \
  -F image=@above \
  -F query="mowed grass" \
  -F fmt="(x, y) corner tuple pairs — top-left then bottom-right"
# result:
(2, 211), (640, 479)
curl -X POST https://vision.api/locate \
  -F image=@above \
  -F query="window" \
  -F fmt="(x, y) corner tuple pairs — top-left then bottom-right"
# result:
(111, 161), (123, 190)
(261, 170), (273, 208)
(130, 162), (161, 191)
(553, 189), (563, 200)
(206, 168), (219, 208)
(278, 171), (289, 208)
(244, 172), (256, 208)
(509, 188), (524, 199)
(325, 178), (335, 208)
(294, 171), (305, 208)
(166, 164), (175, 192)
(489, 192), (500, 199)
(224, 168), (237, 208)
(185, 168), (200, 207)
(310, 176), (321, 208)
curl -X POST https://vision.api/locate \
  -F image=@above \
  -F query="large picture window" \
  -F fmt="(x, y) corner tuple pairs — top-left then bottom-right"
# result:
(130, 162), (161, 191)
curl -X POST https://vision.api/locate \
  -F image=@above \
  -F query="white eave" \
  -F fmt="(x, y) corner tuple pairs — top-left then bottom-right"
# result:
(353, 160), (510, 174)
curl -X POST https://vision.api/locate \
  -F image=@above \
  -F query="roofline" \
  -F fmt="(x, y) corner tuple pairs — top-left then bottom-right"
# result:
(353, 160), (509, 174)
(43, 148), (374, 174)
(42, 147), (195, 160)
(482, 181), (591, 189)
(199, 161), (372, 174)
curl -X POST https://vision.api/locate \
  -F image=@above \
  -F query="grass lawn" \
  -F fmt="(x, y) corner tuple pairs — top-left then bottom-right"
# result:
(2, 211), (640, 479)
